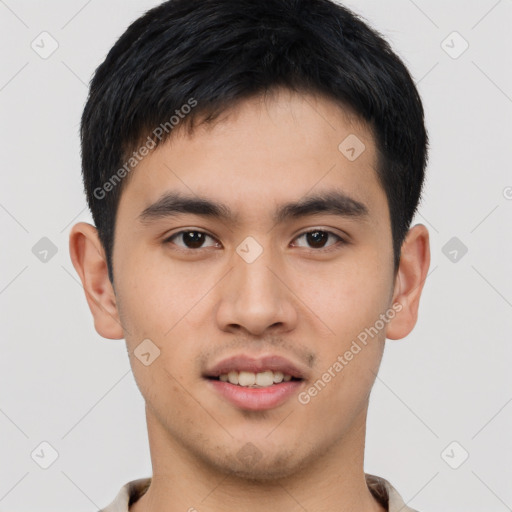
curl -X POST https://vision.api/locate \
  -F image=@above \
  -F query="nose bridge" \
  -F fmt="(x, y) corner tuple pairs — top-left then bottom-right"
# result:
(233, 239), (282, 306)
(215, 237), (297, 335)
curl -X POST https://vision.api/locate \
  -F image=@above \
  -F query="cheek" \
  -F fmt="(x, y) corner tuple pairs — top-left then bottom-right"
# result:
(293, 254), (392, 342)
(116, 248), (204, 337)
(115, 253), (211, 390)
(290, 249), (391, 411)
(297, 277), (387, 427)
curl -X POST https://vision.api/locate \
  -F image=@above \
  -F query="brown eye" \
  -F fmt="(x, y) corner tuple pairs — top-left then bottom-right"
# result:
(293, 230), (344, 250)
(165, 230), (218, 250)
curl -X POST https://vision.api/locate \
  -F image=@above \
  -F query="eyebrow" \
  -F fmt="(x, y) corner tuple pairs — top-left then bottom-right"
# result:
(138, 190), (369, 226)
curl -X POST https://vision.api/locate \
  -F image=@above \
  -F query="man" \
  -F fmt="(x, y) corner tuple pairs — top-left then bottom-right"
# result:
(69, 0), (430, 510)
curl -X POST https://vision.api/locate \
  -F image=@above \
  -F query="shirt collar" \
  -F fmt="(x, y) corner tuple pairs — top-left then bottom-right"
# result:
(99, 473), (418, 512)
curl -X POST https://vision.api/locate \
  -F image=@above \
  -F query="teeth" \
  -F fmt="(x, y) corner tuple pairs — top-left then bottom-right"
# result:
(273, 371), (284, 383)
(238, 371), (256, 386)
(256, 371), (274, 387)
(219, 370), (296, 387)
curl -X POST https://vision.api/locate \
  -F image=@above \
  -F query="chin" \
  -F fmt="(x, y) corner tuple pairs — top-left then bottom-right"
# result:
(205, 447), (309, 483)
(225, 462), (299, 483)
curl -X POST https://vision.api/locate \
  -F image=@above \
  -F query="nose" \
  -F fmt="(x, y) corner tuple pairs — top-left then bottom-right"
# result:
(215, 245), (298, 337)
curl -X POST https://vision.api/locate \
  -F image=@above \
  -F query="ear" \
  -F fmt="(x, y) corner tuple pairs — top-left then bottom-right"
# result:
(69, 222), (124, 340)
(386, 223), (430, 340)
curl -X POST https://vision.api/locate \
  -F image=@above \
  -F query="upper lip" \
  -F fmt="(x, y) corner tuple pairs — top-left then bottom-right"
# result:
(204, 354), (308, 380)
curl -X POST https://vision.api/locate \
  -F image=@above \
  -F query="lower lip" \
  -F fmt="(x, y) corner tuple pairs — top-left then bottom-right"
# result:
(207, 379), (303, 411)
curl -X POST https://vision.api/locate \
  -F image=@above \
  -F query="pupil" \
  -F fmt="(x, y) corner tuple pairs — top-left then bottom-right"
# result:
(184, 231), (204, 249)
(307, 231), (327, 248)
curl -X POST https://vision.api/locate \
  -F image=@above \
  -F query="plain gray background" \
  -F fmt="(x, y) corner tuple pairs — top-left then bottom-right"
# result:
(1, 0), (511, 510)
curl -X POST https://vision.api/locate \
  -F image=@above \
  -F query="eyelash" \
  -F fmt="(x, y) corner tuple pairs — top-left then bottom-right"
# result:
(163, 229), (347, 253)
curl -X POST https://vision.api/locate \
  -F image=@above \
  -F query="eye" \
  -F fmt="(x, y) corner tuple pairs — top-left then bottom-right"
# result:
(164, 230), (220, 250)
(163, 229), (346, 252)
(292, 229), (345, 251)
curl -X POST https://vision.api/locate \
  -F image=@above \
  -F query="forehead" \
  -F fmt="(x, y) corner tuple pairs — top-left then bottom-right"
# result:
(117, 89), (386, 225)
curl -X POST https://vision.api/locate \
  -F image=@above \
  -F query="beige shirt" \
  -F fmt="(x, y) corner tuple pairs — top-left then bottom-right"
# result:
(99, 473), (418, 511)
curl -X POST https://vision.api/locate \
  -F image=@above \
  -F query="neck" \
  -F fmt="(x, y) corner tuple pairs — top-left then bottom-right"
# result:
(130, 406), (385, 512)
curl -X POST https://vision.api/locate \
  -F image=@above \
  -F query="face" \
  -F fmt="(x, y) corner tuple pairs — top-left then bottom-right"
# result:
(99, 89), (400, 479)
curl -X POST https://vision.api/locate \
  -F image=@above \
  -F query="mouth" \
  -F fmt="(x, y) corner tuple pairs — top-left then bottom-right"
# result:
(207, 370), (303, 388)
(203, 354), (307, 411)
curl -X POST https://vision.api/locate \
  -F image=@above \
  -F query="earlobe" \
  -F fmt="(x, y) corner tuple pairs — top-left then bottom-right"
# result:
(386, 224), (430, 340)
(69, 222), (124, 340)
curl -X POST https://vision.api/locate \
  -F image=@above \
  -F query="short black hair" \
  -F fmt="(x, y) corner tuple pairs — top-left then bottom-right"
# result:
(81, 0), (428, 283)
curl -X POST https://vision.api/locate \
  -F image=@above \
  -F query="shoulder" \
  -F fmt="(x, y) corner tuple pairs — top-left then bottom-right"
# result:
(98, 477), (152, 512)
(366, 473), (420, 512)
